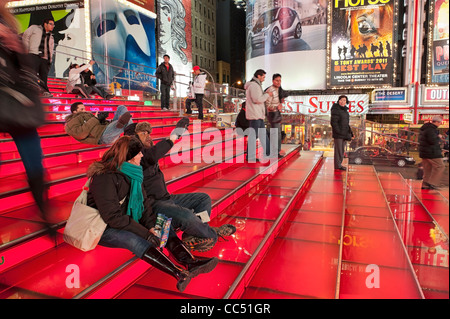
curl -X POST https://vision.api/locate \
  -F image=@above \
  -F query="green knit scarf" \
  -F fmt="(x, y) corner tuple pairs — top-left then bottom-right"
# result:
(119, 162), (144, 222)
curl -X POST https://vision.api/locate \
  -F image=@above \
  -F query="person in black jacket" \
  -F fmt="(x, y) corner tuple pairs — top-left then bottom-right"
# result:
(419, 116), (445, 189)
(87, 136), (218, 292)
(125, 121), (236, 252)
(155, 54), (175, 110)
(80, 65), (114, 100)
(330, 95), (353, 170)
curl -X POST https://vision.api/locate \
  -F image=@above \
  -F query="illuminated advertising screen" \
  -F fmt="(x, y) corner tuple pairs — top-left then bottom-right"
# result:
(156, 0), (193, 81)
(427, 0), (449, 85)
(90, 0), (157, 91)
(245, 0), (328, 90)
(10, 0), (86, 79)
(328, 0), (399, 88)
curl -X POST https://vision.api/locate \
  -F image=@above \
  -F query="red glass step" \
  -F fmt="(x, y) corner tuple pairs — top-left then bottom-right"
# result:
(378, 172), (449, 299)
(338, 166), (424, 299)
(242, 158), (343, 299)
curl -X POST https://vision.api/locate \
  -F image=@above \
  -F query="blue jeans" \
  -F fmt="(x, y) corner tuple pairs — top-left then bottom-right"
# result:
(98, 227), (152, 258)
(152, 193), (217, 240)
(99, 227), (179, 258)
(247, 119), (270, 160)
(98, 105), (133, 145)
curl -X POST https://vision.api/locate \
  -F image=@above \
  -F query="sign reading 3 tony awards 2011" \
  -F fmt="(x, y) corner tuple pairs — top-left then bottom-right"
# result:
(328, 0), (398, 88)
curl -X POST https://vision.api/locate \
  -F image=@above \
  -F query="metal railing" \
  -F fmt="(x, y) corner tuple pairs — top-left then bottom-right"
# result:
(53, 45), (246, 119)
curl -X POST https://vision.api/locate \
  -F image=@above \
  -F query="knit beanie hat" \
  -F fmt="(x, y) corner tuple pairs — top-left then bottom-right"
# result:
(126, 137), (143, 161)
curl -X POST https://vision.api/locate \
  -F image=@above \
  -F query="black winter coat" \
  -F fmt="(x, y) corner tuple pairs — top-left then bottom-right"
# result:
(140, 139), (174, 201)
(419, 122), (443, 159)
(155, 62), (175, 86)
(330, 103), (352, 140)
(87, 166), (157, 240)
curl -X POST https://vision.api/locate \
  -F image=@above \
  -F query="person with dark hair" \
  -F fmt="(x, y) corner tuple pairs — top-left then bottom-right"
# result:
(419, 116), (445, 190)
(330, 95), (353, 170)
(265, 73), (287, 157)
(65, 102), (132, 145)
(80, 64), (114, 100)
(124, 121), (236, 252)
(244, 69), (273, 161)
(155, 54), (175, 110)
(22, 18), (55, 97)
(86, 136), (218, 292)
(66, 61), (95, 98)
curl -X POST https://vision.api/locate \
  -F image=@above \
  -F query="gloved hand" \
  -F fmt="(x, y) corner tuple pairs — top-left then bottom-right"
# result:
(171, 117), (190, 139)
(97, 112), (110, 124)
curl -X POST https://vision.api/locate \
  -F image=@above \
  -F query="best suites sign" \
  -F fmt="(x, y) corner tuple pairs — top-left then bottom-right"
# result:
(283, 94), (369, 116)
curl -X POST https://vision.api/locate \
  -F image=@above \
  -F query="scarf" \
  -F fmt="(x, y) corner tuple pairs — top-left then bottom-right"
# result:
(119, 162), (144, 223)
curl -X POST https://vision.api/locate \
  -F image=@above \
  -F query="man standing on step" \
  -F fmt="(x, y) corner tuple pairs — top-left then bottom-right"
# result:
(22, 18), (55, 97)
(419, 116), (445, 190)
(330, 95), (353, 171)
(65, 102), (132, 145)
(155, 54), (175, 111)
(245, 69), (273, 162)
(124, 121), (236, 252)
(185, 66), (207, 120)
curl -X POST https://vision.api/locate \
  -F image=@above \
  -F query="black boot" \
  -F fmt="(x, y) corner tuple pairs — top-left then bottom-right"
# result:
(142, 246), (191, 292)
(166, 236), (218, 278)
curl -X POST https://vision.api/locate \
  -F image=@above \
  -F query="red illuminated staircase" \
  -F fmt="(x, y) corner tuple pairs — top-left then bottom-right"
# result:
(0, 77), (447, 299)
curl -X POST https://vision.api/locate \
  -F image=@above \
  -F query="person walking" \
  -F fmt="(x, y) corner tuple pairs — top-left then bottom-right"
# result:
(22, 18), (55, 97)
(330, 95), (353, 170)
(419, 116), (445, 189)
(185, 66), (207, 120)
(0, 1), (49, 221)
(155, 54), (175, 110)
(244, 69), (273, 162)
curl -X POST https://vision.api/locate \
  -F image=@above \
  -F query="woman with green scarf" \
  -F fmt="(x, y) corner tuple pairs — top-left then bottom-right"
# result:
(86, 136), (217, 293)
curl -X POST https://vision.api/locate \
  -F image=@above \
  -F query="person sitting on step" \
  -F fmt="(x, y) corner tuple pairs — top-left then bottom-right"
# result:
(124, 120), (237, 252)
(66, 60), (95, 98)
(79, 64), (114, 100)
(65, 102), (132, 145)
(87, 136), (218, 292)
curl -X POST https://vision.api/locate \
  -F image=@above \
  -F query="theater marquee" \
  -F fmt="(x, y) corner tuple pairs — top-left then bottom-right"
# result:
(283, 94), (369, 116)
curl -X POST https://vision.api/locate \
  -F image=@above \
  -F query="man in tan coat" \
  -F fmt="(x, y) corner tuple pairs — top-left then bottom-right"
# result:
(65, 102), (132, 145)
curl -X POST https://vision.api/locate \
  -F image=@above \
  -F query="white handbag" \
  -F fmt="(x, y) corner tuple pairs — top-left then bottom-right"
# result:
(63, 179), (125, 252)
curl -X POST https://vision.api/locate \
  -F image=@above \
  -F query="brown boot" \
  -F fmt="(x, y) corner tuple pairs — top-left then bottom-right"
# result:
(116, 112), (132, 128)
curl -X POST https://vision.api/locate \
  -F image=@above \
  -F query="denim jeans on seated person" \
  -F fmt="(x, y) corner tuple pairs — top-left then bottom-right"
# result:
(98, 227), (179, 258)
(98, 105), (133, 145)
(152, 192), (218, 241)
(98, 227), (153, 258)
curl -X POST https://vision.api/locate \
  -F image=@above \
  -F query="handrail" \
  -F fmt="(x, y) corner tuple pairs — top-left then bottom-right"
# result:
(54, 45), (248, 112)
(307, 116), (420, 146)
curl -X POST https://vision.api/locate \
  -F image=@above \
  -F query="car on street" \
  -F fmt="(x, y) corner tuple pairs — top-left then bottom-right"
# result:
(250, 7), (302, 49)
(348, 146), (416, 167)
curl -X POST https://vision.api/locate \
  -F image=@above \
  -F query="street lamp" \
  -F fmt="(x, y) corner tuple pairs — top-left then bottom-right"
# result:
(231, 80), (242, 87)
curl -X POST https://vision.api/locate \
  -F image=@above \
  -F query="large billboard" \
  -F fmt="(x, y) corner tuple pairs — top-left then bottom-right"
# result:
(90, 0), (157, 91)
(327, 0), (399, 88)
(156, 0), (193, 82)
(10, 0), (86, 79)
(245, 0), (328, 90)
(426, 0), (449, 85)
